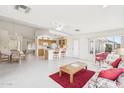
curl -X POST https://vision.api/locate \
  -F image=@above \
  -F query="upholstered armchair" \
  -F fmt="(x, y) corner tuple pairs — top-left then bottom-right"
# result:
(0, 51), (10, 62)
(20, 51), (26, 60)
(95, 52), (109, 66)
(10, 50), (20, 63)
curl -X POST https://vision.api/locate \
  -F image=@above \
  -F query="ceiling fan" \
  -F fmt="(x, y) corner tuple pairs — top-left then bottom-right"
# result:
(52, 21), (65, 31)
(51, 21), (80, 36)
(50, 21), (72, 36)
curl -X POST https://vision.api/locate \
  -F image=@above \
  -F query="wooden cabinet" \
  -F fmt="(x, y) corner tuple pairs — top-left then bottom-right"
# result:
(44, 50), (48, 59)
(38, 49), (48, 59)
(38, 49), (44, 56)
(38, 39), (56, 57)
(59, 39), (67, 48)
(38, 39), (56, 46)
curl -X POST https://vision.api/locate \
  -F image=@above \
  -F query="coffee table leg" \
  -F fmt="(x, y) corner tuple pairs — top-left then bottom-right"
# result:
(59, 70), (62, 77)
(85, 66), (87, 70)
(70, 74), (73, 83)
(9, 56), (11, 63)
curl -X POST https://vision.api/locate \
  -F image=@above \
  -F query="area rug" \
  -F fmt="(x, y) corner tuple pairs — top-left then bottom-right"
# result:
(49, 69), (95, 88)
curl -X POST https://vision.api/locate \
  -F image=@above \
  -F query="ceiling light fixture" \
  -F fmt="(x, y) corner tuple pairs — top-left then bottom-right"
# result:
(14, 5), (31, 13)
(52, 21), (65, 31)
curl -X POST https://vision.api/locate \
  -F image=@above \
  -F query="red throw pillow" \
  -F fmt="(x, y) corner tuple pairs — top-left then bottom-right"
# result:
(119, 68), (124, 72)
(111, 58), (122, 68)
(98, 68), (123, 80)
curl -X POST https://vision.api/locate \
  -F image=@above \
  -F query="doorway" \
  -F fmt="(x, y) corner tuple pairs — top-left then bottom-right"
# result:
(72, 39), (80, 58)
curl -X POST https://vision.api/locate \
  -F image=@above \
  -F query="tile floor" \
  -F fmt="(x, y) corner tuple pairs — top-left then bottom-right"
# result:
(0, 55), (100, 88)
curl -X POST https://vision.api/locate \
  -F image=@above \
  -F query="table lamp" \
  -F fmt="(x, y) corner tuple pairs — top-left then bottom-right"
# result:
(117, 48), (124, 59)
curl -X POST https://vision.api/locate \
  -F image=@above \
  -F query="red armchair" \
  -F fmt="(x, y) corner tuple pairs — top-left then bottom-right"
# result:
(96, 52), (109, 66)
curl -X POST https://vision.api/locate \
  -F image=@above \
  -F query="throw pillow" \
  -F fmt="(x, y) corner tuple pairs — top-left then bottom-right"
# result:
(98, 68), (123, 80)
(111, 58), (122, 68)
(106, 54), (119, 64)
(118, 61), (124, 68)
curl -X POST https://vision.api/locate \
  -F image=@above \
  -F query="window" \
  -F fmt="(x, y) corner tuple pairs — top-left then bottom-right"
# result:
(106, 36), (121, 52)
(89, 36), (122, 54)
(89, 40), (94, 54)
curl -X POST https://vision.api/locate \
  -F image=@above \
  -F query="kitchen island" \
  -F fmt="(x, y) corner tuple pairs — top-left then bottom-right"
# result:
(38, 48), (55, 60)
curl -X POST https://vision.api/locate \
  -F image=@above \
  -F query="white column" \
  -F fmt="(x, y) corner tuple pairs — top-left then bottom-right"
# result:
(121, 36), (124, 48)
(0, 30), (9, 51)
(93, 39), (96, 63)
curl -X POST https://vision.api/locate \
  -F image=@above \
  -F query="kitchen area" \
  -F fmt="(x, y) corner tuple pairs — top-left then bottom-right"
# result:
(36, 34), (68, 60)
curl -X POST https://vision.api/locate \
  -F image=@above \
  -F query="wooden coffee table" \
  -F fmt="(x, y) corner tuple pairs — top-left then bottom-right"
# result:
(59, 62), (87, 83)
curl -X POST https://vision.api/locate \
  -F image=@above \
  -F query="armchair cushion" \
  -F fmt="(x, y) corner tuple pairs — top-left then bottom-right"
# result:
(116, 72), (124, 88)
(117, 72), (124, 85)
(88, 77), (117, 88)
(96, 77), (117, 88)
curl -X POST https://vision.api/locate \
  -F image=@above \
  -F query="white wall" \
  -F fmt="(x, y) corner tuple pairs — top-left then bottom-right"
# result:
(68, 29), (124, 62)
(121, 36), (124, 48)
(0, 30), (9, 50)
(0, 30), (24, 51)
(79, 37), (94, 61)
(22, 38), (35, 51)
(67, 35), (91, 60)
(0, 20), (35, 51)
(66, 36), (73, 57)
(22, 38), (29, 50)
(0, 20), (35, 39)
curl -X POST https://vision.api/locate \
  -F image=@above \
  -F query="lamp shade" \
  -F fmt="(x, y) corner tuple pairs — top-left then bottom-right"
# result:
(117, 48), (124, 56)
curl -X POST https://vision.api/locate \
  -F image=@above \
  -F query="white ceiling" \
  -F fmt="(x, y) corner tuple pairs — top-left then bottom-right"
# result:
(0, 5), (124, 35)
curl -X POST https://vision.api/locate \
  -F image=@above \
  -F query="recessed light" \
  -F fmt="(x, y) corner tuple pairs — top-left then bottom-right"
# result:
(14, 5), (31, 13)
(102, 5), (109, 8)
(75, 29), (80, 32)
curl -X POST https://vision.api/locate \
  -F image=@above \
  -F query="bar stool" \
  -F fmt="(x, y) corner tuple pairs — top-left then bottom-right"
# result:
(61, 48), (66, 57)
(53, 49), (60, 59)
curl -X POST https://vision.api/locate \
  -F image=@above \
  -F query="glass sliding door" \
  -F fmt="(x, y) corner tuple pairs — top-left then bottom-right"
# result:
(106, 36), (121, 52)
(88, 36), (122, 55)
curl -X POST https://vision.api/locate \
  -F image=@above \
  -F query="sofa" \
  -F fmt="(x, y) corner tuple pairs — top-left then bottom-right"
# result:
(88, 72), (124, 88)
(88, 60), (124, 88)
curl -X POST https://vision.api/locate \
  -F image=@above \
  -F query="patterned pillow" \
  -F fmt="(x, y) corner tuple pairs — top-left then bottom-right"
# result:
(106, 54), (119, 64)
(118, 61), (124, 68)
(96, 77), (117, 88)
